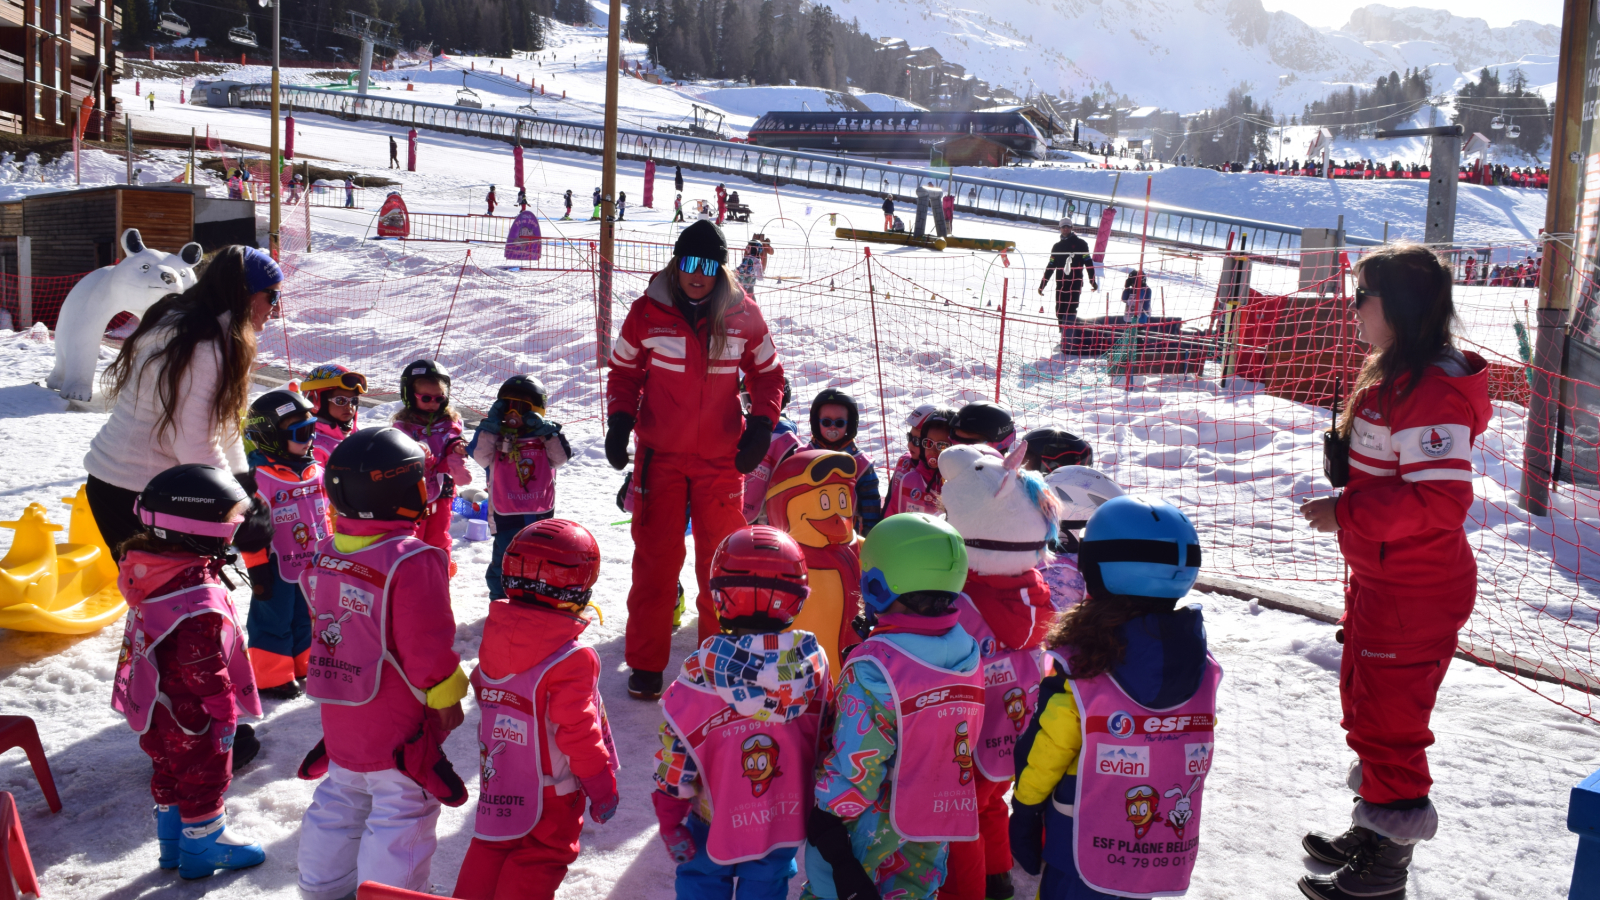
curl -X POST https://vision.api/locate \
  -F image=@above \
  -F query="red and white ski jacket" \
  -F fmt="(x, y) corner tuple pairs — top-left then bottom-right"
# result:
(607, 273), (784, 458)
(1335, 351), (1491, 595)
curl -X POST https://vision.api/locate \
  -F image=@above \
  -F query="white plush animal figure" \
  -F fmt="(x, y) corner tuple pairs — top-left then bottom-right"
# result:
(45, 228), (203, 401)
(939, 441), (1061, 576)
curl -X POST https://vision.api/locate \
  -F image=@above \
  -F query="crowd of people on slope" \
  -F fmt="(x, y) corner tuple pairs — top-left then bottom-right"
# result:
(81, 225), (1486, 900)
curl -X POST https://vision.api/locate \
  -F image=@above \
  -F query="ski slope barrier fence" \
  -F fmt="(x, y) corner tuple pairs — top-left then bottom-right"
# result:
(252, 234), (1596, 721)
(240, 84), (1357, 260)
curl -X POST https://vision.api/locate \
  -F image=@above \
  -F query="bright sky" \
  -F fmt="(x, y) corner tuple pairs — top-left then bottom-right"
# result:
(1258, 0), (1564, 30)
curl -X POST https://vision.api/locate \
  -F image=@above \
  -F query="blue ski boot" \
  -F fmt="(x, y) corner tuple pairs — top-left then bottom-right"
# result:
(178, 813), (266, 880)
(155, 804), (181, 869)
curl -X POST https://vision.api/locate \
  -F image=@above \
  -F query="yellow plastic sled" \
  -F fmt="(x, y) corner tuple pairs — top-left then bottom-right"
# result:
(0, 487), (127, 634)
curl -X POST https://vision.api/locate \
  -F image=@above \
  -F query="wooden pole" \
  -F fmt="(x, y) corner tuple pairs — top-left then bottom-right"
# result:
(269, 0), (281, 260)
(1520, 0), (1589, 515)
(596, 0), (623, 365)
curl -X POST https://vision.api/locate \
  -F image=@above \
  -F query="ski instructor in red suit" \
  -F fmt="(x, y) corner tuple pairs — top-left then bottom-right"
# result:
(1297, 244), (1489, 900)
(605, 219), (784, 700)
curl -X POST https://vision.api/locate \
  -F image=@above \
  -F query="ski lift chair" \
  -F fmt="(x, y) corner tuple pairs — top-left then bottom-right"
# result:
(1506, 124), (1522, 139)
(157, 7), (190, 37)
(228, 20), (259, 48)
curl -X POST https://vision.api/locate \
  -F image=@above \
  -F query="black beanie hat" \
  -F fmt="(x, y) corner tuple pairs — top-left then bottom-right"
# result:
(674, 219), (728, 263)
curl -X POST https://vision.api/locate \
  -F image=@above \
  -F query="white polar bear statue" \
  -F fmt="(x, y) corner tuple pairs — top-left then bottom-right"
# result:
(45, 228), (203, 401)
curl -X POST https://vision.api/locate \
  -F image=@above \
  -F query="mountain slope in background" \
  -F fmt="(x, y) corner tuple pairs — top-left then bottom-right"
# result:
(829, 0), (1559, 113)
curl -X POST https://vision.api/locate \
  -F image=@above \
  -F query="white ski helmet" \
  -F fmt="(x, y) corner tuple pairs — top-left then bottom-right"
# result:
(1044, 466), (1125, 528)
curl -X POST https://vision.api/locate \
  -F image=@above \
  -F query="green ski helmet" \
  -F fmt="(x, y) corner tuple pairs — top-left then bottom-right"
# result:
(859, 513), (968, 614)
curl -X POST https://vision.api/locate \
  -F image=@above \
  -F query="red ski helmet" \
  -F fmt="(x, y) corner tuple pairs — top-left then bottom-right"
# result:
(502, 518), (601, 612)
(709, 526), (809, 630)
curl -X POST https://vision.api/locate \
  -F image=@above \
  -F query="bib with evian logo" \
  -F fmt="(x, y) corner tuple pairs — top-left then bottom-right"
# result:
(254, 463), (330, 583)
(112, 580), (262, 734)
(1065, 649), (1222, 898)
(473, 640), (621, 840)
(298, 534), (440, 707)
(953, 594), (1043, 782)
(489, 433), (556, 515)
(661, 677), (824, 864)
(843, 636), (984, 842)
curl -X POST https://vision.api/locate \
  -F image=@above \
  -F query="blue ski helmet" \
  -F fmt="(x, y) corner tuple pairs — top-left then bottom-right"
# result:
(1077, 496), (1201, 602)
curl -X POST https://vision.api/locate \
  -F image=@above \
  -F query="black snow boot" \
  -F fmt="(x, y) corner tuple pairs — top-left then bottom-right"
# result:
(1298, 833), (1413, 899)
(985, 871), (1015, 900)
(1302, 825), (1376, 866)
(258, 679), (303, 701)
(628, 669), (664, 700)
(230, 724), (260, 772)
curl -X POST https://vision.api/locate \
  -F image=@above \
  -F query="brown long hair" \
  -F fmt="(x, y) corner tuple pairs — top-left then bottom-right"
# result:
(663, 262), (741, 372)
(103, 246), (258, 442)
(1045, 594), (1176, 680)
(1338, 244), (1458, 436)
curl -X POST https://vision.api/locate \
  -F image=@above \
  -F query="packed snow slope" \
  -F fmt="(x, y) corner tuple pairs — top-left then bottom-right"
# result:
(828, 0), (1558, 112)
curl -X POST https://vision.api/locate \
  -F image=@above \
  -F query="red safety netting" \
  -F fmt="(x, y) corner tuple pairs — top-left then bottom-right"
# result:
(262, 229), (1598, 720)
(0, 272), (93, 330)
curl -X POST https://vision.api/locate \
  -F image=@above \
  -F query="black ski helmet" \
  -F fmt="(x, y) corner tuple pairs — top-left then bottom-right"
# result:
(1022, 426), (1094, 472)
(952, 401), (1016, 447)
(135, 464), (250, 557)
(810, 388), (860, 449)
(246, 390), (316, 457)
(399, 359), (452, 410)
(498, 374), (549, 409)
(325, 427), (429, 521)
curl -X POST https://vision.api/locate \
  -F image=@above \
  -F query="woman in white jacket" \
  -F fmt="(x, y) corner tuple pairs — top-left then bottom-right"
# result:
(84, 246), (283, 557)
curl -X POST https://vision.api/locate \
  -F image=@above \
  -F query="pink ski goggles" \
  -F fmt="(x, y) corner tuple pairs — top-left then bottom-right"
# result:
(134, 499), (245, 540)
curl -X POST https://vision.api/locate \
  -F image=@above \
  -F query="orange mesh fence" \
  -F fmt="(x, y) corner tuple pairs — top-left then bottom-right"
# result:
(263, 232), (1597, 720)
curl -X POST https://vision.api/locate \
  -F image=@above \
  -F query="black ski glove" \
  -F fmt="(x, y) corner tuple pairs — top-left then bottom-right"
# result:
(734, 415), (774, 475)
(232, 472), (273, 555)
(1009, 797), (1046, 876)
(605, 412), (635, 470)
(807, 807), (881, 900)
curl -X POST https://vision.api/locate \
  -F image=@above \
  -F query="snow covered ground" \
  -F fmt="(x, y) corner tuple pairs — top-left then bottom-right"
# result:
(0, 329), (1592, 900)
(0, 40), (1589, 899)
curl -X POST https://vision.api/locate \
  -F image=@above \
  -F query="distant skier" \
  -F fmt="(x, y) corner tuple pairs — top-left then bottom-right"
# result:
(343, 176), (356, 208)
(563, 189), (573, 220)
(674, 165), (683, 192)
(147, 91), (155, 110)
(516, 186), (527, 210)
(881, 194), (894, 231)
(389, 135), (399, 169)
(673, 192), (684, 222)
(616, 191), (626, 221)
(591, 186), (601, 220)
(486, 185), (497, 216)
(1039, 219), (1098, 328)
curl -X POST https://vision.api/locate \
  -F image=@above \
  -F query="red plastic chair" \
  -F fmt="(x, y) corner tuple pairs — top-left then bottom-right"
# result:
(0, 718), (60, 813)
(357, 882), (435, 899)
(0, 792), (41, 900)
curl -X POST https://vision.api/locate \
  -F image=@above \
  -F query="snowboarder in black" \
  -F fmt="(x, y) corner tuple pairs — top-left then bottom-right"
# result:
(674, 166), (684, 192)
(389, 135), (399, 168)
(563, 190), (573, 220)
(1039, 219), (1098, 326)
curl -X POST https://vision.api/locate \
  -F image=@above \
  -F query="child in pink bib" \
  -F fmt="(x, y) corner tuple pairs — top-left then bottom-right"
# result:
(802, 513), (982, 900)
(1009, 497), (1219, 900)
(653, 525), (830, 900)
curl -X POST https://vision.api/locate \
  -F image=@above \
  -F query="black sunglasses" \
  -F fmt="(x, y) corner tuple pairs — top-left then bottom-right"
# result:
(267, 289), (280, 308)
(819, 417), (849, 429)
(1353, 287), (1378, 309)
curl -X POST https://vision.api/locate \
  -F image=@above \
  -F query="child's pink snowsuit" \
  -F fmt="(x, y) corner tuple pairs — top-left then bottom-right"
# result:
(393, 416), (471, 560)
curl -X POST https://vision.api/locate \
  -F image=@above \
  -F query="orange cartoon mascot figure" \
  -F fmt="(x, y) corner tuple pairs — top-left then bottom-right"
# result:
(763, 449), (863, 674)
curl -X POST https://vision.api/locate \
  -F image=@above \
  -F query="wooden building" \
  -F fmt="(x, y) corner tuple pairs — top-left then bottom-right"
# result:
(0, 0), (119, 138)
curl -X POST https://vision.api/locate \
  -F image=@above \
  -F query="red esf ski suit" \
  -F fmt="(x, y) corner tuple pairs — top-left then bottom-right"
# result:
(453, 600), (614, 900)
(1333, 351), (1490, 804)
(608, 273), (784, 672)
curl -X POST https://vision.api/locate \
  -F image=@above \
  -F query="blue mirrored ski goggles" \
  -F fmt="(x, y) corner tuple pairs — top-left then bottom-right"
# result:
(677, 256), (721, 277)
(286, 419), (318, 444)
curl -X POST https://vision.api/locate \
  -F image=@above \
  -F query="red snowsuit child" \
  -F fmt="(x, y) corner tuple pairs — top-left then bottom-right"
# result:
(453, 599), (617, 900)
(608, 271), (785, 672)
(115, 552), (260, 826)
(1334, 350), (1489, 840)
